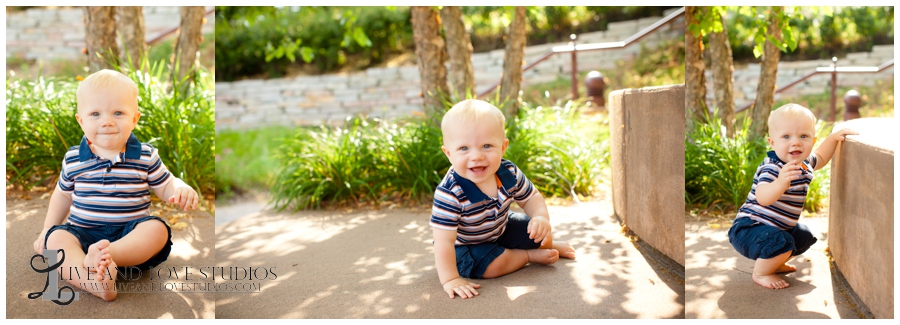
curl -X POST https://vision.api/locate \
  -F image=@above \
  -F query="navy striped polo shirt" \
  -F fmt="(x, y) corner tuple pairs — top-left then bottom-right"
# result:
(57, 134), (171, 227)
(430, 159), (536, 245)
(735, 150), (819, 230)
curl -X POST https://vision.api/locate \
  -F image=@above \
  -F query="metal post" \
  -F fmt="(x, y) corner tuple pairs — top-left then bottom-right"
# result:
(570, 34), (578, 99)
(830, 57), (838, 122)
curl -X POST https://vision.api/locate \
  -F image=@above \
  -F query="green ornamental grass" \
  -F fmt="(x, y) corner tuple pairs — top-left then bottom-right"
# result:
(269, 100), (609, 211)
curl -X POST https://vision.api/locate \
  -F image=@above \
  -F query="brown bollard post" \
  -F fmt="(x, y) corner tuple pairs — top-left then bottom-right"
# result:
(843, 90), (862, 121)
(585, 71), (606, 108)
(830, 57), (838, 122)
(570, 34), (578, 99)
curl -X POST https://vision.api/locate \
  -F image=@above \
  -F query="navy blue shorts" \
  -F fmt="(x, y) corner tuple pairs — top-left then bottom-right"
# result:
(455, 212), (542, 279)
(44, 216), (173, 271)
(728, 217), (817, 260)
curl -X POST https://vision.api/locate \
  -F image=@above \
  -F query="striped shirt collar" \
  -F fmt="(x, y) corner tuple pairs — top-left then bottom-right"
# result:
(78, 133), (143, 162)
(450, 159), (518, 203)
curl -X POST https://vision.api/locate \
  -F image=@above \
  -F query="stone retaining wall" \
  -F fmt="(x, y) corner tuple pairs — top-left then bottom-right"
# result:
(6, 6), (215, 61)
(609, 84), (685, 266)
(215, 8), (685, 131)
(827, 118), (894, 318)
(702, 45), (894, 110)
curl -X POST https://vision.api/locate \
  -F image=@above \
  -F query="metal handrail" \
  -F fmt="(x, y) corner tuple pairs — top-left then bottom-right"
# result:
(146, 8), (215, 45)
(477, 7), (685, 99)
(734, 58), (894, 121)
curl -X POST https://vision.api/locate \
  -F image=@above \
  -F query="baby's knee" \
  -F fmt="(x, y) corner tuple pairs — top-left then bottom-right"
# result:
(136, 219), (169, 237)
(45, 230), (80, 249)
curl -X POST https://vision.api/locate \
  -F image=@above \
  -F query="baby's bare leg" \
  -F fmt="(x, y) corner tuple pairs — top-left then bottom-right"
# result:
(108, 219), (168, 267)
(46, 231), (117, 301)
(752, 250), (792, 289)
(537, 232), (575, 259)
(482, 248), (559, 278)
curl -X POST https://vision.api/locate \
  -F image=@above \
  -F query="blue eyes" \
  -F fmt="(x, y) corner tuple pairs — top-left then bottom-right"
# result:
(459, 144), (494, 151)
(88, 111), (125, 117)
(781, 135), (810, 139)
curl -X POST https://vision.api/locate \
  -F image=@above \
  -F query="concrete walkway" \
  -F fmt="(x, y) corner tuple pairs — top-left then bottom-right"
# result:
(214, 199), (685, 318)
(6, 193), (216, 319)
(685, 217), (861, 319)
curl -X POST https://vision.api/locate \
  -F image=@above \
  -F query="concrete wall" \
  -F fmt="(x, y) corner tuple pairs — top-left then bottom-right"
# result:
(702, 45), (893, 110)
(609, 84), (685, 266)
(6, 6), (215, 61)
(828, 118), (894, 318)
(215, 8), (685, 131)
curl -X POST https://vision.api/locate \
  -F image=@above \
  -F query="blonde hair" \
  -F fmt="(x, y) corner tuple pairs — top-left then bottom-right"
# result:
(441, 99), (506, 141)
(768, 103), (816, 135)
(76, 69), (139, 112)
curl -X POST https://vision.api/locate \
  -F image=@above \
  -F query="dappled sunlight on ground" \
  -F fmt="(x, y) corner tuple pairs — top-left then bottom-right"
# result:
(685, 218), (858, 319)
(215, 199), (684, 318)
(5, 193), (216, 318)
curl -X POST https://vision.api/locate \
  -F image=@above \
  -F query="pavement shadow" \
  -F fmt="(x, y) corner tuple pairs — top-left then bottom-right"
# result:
(214, 202), (683, 318)
(685, 219), (856, 319)
(6, 195), (216, 318)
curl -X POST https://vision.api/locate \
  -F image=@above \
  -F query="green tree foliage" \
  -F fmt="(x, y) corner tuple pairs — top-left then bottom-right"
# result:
(214, 6), (680, 81)
(725, 6), (893, 62)
(215, 6), (406, 81)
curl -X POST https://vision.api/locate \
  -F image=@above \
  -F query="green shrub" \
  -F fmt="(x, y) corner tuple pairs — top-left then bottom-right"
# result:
(270, 100), (608, 211)
(685, 110), (768, 210)
(5, 58), (216, 198)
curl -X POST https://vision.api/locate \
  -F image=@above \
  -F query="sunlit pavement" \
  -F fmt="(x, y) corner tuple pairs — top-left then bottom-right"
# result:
(6, 195), (216, 318)
(685, 217), (860, 319)
(214, 198), (684, 318)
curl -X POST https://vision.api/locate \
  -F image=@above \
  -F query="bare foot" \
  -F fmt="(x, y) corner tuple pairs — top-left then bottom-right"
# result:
(526, 249), (559, 265)
(775, 263), (797, 274)
(552, 241), (576, 259)
(84, 240), (112, 281)
(94, 259), (118, 301)
(753, 273), (790, 289)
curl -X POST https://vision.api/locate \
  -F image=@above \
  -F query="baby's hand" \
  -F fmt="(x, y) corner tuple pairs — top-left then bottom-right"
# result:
(33, 227), (51, 255)
(829, 128), (859, 142)
(527, 216), (551, 245)
(442, 277), (481, 299)
(169, 184), (199, 211)
(776, 160), (802, 186)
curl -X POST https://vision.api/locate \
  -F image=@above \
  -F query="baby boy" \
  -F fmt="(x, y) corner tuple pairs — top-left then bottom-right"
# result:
(33, 69), (199, 301)
(728, 103), (857, 289)
(430, 99), (576, 299)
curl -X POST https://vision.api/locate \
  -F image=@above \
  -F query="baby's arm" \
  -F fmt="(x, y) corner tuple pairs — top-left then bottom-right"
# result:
(812, 128), (859, 171)
(754, 161), (801, 206)
(433, 228), (480, 299)
(520, 191), (551, 247)
(33, 188), (73, 254)
(152, 177), (199, 211)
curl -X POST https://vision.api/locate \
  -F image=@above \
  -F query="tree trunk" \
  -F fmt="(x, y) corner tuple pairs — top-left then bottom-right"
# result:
(750, 7), (783, 140)
(411, 6), (449, 115)
(173, 6), (205, 91)
(499, 7), (527, 119)
(440, 6), (475, 101)
(83, 6), (119, 72)
(708, 10), (735, 137)
(116, 6), (146, 70)
(684, 6), (708, 124)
